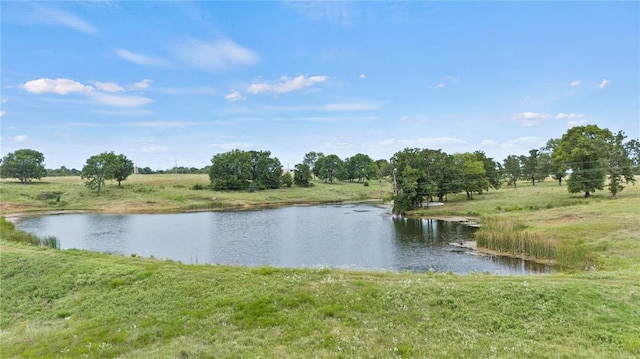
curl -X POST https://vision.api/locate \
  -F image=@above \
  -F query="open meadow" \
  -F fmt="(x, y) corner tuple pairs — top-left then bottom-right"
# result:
(1, 175), (640, 358)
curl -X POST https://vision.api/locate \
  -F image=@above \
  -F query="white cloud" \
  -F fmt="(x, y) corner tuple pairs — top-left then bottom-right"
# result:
(130, 79), (153, 90)
(379, 137), (468, 148)
(225, 91), (245, 102)
(570, 80), (581, 87)
(480, 140), (498, 148)
(22, 78), (94, 95)
(568, 119), (588, 127)
(501, 137), (543, 151)
(14, 135), (28, 142)
(513, 112), (551, 120)
(599, 79), (611, 89)
(325, 142), (353, 149)
(90, 93), (153, 108)
(30, 4), (97, 34)
(435, 83), (446, 89)
(174, 38), (259, 72)
(264, 101), (381, 112)
(115, 49), (170, 67)
(359, 73), (366, 79)
(0, 110), (5, 117)
(555, 113), (584, 120)
(94, 109), (154, 116)
(94, 82), (124, 93)
(513, 112), (585, 127)
(247, 75), (327, 95)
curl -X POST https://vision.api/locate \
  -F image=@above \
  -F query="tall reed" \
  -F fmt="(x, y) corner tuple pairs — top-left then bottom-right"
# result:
(475, 216), (588, 268)
(0, 217), (59, 249)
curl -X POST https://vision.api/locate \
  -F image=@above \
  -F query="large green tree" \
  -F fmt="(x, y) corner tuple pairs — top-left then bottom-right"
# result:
(314, 154), (345, 183)
(209, 150), (282, 191)
(543, 138), (567, 185)
(0, 149), (47, 183)
(605, 131), (636, 198)
(520, 149), (540, 186)
(552, 125), (628, 197)
(111, 154), (134, 187)
(474, 150), (502, 190)
(344, 153), (376, 182)
(302, 151), (323, 179)
(293, 163), (312, 187)
(452, 152), (488, 199)
(503, 155), (521, 187)
(81, 152), (118, 193)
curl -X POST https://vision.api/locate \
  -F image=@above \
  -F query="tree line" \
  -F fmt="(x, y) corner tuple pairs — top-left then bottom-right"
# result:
(2, 125), (638, 205)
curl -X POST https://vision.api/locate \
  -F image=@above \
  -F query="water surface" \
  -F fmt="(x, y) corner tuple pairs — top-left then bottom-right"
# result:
(15, 204), (552, 274)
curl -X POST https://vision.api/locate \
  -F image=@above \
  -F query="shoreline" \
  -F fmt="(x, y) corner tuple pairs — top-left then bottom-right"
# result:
(2, 204), (556, 268)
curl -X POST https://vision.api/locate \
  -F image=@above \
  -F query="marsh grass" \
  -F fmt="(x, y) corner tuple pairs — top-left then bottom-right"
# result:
(474, 216), (593, 268)
(0, 217), (59, 248)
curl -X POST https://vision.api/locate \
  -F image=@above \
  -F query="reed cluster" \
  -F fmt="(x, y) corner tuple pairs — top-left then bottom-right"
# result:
(475, 216), (558, 261)
(0, 217), (59, 249)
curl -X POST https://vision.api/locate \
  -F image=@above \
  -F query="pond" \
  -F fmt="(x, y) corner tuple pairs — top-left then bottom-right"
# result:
(15, 204), (552, 274)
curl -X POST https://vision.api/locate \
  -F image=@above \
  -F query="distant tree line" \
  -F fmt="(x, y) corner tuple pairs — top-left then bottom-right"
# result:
(2, 125), (638, 201)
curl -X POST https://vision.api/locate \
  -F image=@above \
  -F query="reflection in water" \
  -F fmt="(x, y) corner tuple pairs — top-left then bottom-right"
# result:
(15, 205), (552, 274)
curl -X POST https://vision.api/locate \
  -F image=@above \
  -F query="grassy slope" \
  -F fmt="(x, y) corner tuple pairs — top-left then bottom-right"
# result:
(1, 242), (639, 359)
(1, 175), (640, 358)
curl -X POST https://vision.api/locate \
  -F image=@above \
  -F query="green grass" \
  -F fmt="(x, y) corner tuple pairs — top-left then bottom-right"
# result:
(1, 175), (640, 357)
(0, 174), (393, 214)
(411, 178), (640, 270)
(1, 241), (639, 358)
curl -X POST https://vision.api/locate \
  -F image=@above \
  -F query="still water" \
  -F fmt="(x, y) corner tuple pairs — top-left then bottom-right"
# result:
(15, 204), (551, 274)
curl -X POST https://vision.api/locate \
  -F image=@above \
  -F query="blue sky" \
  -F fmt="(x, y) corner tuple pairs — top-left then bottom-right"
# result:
(1, 1), (638, 170)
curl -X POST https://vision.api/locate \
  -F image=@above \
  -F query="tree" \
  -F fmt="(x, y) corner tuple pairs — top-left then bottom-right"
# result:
(452, 152), (488, 199)
(503, 155), (521, 187)
(209, 150), (282, 191)
(535, 152), (552, 183)
(625, 139), (640, 175)
(552, 125), (612, 197)
(474, 150), (502, 190)
(293, 163), (312, 187)
(82, 152), (117, 193)
(209, 150), (251, 190)
(111, 154), (134, 187)
(302, 151), (323, 179)
(605, 131), (636, 198)
(344, 153), (376, 182)
(520, 149), (540, 186)
(543, 138), (567, 185)
(280, 172), (293, 188)
(375, 159), (392, 178)
(314, 154), (345, 183)
(0, 149), (47, 183)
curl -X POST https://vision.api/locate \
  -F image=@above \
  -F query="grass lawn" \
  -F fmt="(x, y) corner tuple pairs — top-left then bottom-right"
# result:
(1, 174), (639, 358)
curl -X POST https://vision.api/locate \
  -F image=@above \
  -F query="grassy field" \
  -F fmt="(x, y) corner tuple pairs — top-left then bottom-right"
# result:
(1, 241), (639, 358)
(1, 175), (640, 358)
(0, 174), (393, 214)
